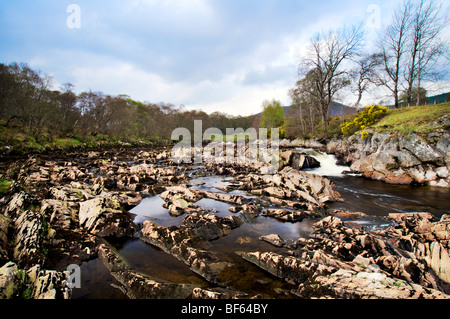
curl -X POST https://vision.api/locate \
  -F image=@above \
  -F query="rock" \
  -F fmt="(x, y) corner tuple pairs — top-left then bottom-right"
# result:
(30, 266), (72, 299)
(261, 208), (308, 222)
(192, 287), (260, 299)
(282, 150), (321, 170)
(313, 269), (414, 299)
(259, 234), (286, 247)
(200, 190), (249, 205)
(40, 199), (77, 229)
(328, 131), (450, 187)
(182, 212), (244, 241)
(0, 215), (10, 263)
(401, 133), (444, 164)
(79, 196), (136, 237)
(159, 186), (205, 216)
(367, 264), (381, 273)
(3, 191), (32, 218)
(98, 243), (196, 299)
(13, 210), (44, 267)
(160, 185), (203, 203)
(139, 221), (231, 283)
(331, 210), (367, 220)
(290, 152), (321, 170)
(353, 254), (371, 267)
(0, 262), (71, 299)
(429, 242), (450, 284)
(0, 262), (19, 299)
(242, 166), (343, 207)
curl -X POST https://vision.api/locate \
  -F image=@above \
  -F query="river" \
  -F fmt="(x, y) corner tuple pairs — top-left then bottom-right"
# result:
(72, 148), (450, 299)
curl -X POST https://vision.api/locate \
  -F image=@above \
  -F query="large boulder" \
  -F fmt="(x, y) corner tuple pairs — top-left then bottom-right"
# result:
(282, 150), (321, 170)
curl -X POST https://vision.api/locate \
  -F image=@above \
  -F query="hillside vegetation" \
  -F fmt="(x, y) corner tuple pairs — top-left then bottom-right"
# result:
(371, 102), (450, 135)
(340, 102), (450, 138)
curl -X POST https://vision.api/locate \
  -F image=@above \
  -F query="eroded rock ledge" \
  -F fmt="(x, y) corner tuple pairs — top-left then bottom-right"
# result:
(237, 214), (450, 299)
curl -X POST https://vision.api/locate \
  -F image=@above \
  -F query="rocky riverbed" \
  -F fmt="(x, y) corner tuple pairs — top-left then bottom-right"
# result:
(0, 144), (449, 299)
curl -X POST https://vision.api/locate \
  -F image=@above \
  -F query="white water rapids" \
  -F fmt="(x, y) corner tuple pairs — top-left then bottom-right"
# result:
(296, 147), (348, 177)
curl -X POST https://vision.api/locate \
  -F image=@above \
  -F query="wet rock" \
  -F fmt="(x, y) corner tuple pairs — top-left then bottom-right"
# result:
(200, 190), (249, 205)
(97, 243), (196, 299)
(40, 199), (78, 229)
(182, 212), (244, 241)
(50, 183), (97, 202)
(0, 262), (71, 299)
(312, 269), (415, 299)
(160, 186), (204, 216)
(239, 167), (342, 211)
(281, 150), (321, 170)
(331, 210), (367, 220)
(79, 196), (136, 237)
(232, 204), (262, 218)
(139, 221), (230, 283)
(261, 208), (308, 222)
(160, 185), (203, 203)
(290, 152), (321, 170)
(46, 229), (99, 270)
(12, 210), (44, 267)
(259, 234), (286, 247)
(0, 215), (10, 263)
(328, 131), (450, 187)
(238, 214), (450, 298)
(29, 265), (72, 299)
(279, 167), (343, 204)
(192, 287), (261, 299)
(236, 251), (326, 285)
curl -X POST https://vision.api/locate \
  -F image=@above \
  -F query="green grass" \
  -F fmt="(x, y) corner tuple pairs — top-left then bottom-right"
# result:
(0, 179), (12, 195)
(49, 138), (85, 149)
(371, 102), (450, 135)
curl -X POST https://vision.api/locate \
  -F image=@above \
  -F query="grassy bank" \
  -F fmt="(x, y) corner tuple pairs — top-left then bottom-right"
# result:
(371, 102), (450, 135)
(0, 124), (173, 156)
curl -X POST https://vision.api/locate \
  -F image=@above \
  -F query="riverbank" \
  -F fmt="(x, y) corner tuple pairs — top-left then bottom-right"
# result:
(326, 103), (450, 188)
(0, 144), (449, 299)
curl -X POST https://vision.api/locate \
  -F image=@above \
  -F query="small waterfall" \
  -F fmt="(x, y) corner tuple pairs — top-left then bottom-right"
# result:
(304, 156), (310, 169)
(296, 148), (348, 177)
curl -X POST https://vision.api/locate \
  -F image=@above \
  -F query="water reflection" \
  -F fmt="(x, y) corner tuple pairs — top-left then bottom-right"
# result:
(329, 176), (449, 218)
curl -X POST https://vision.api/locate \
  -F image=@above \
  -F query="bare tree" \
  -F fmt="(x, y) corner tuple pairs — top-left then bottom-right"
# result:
(377, 0), (448, 107)
(351, 53), (383, 107)
(376, 1), (413, 108)
(299, 24), (365, 129)
(407, 0), (448, 106)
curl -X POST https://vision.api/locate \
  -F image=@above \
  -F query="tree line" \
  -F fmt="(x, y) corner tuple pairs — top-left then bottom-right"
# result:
(287, 0), (449, 138)
(0, 62), (253, 146)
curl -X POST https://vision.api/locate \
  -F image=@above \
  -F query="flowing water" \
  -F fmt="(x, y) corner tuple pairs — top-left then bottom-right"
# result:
(299, 148), (449, 219)
(72, 148), (450, 299)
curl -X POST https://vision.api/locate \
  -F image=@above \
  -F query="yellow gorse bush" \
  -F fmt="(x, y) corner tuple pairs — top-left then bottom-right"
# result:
(341, 105), (387, 137)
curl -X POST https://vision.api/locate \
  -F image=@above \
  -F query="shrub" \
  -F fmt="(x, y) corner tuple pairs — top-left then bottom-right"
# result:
(341, 105), (387, 137)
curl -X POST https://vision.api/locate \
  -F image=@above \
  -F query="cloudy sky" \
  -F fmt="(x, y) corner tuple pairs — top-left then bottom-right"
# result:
(1, 0), (443, 116)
